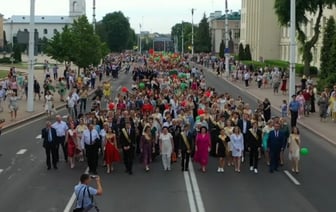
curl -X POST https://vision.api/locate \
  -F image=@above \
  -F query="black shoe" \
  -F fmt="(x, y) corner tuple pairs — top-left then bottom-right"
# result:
(47, 167), (51, 170)
(128, 171), (133, 175)
(54, 166), (58, 170)
(185, 168), (189, 172)
(93, 171), (98, 175)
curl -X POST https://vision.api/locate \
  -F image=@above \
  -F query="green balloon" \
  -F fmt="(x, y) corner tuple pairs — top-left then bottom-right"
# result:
(139, 82), (145, 89)
(180, 82), (188, 90)
(196, 116), (201, 122)
(300, 147), (309, 156)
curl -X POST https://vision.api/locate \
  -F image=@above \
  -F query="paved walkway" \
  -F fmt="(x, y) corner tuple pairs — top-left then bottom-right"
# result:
(198, 64), (335, 146)
(0, 55), (107, 130)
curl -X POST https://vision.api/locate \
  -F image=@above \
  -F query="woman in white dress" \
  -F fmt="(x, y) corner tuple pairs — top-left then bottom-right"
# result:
(230, 126), (244, 173)
(288, 126), (301, 173)
(159, 126), (174, 171)
(76, 118), (88, 162)
(44, 91), (53, 119)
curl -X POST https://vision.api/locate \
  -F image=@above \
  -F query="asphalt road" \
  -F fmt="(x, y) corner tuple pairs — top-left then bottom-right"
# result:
(0, 67), (335, 212)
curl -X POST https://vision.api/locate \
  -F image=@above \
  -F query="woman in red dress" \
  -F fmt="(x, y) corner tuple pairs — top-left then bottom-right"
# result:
(280, 75), (287, 95)
(105, 128), (121, 173)
(66, 122), (77, 169)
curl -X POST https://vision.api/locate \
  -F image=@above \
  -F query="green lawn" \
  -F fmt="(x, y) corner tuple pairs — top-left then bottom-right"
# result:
(0, 70), (9, 79)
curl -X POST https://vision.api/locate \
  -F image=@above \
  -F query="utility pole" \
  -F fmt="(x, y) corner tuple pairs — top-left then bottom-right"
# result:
(92, 0), (96, 33)
(181, 21), (184, 55)
(139, 24), (142, 55)
(225, 0), (230, 77)
(27, 0), (35, 112)
(191, 8), (195, 56)
(289, 0), (296, 101)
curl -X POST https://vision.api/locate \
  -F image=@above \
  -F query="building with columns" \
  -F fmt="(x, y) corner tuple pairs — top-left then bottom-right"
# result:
(3, 0), (86, 44)
(240, 0), (280, 61)
(209, 11), (241, 54)
(0, 13), (3, 49)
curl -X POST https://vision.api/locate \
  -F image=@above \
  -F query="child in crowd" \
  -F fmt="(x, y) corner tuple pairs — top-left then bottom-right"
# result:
(281, 99), (288, 117)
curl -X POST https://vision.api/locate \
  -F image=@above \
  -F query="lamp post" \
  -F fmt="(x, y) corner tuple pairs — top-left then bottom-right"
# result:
(181, 21), (184, 55)
(191, 8), (195, 56)
(27, 0), (35, 112)
(139, 24), (142, 55)
(289, 0), (296, 101)
(224, 0), (230, 77)
(92, 0), (96, 33)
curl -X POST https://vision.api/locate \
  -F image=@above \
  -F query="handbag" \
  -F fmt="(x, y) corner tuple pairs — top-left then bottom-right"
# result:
(171, 152), (177, 162)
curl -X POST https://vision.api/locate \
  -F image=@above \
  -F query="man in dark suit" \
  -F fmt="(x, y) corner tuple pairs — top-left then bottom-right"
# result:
(41, 121), (58, 170)
(237, 113), (252, 162)
(246, 121), (262, 173)
(267, 122), (286, 173)
(120, 122), (136, 175)
(179, 124), (193, 171)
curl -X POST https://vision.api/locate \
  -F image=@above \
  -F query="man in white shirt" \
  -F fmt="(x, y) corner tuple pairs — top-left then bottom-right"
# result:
(81, 124), (100, 174)
(52, 115), (69, 162)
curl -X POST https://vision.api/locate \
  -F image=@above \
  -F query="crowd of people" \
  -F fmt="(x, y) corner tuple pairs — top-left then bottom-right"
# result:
(41, 53), (304, 177)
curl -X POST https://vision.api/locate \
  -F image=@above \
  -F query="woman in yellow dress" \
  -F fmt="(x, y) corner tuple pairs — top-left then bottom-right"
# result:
(103, 81), (111, 101)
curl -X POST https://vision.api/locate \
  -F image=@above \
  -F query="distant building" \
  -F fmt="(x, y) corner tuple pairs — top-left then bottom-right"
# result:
(153, 37), (174, 52)
(3, 0), (86, 44)
(0, 13), (3, 49)
(240, 0), (280, 61)
(209, 11), (241, 54)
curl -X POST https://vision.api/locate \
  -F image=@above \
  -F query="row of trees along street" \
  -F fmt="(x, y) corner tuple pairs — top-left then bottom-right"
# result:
(45, 12), (136, 70)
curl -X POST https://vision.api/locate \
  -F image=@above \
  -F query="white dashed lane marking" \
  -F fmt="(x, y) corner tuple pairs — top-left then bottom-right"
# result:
(36, 134), (42, 139)
(0, 169), (3, 174)
(16, 149), (27, 155)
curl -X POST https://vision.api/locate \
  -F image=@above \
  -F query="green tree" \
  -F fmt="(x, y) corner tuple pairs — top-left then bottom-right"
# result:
(274, 0), (336, 75)
(318, 16), (336, 90)
(219, 40), (225, 58)
(238, 43), (245, 60)
(171, 22), (193, 53)
(11, 44), (22, 62)
(194, 14), (211, 53)
(244, 44), (252, 61)
(97, 11), (134, 52)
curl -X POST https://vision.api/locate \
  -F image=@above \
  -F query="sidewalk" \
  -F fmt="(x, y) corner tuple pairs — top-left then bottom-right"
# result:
(0, 55), (105, 130)
(200, 65), (335, 146)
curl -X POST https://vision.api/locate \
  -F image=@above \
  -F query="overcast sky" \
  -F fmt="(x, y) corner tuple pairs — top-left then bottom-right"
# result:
(1, 0), (241, 34)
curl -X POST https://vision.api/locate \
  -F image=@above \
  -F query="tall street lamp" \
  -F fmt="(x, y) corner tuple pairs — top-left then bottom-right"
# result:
(92, 0), (96, 33)
(139, 24), (142, 55)
(27, 0), (35, 112)
(224, 0), (230, 77)
(191, 8), (195, 56)
(181, 20), (184, 55)
(289, 0), (296, 101)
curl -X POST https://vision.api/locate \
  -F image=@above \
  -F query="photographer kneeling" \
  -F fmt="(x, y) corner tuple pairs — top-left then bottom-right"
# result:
(74, 174), (103, 212)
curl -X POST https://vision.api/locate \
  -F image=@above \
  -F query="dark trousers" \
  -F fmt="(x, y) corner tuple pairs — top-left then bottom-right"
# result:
(290, 110), (298, 127)
(245, 79), (249, 87)
(269, 149), (281, 172)
(85, 144), (99, 173)
(181, 150), (190, 170)
(91, 78), (96, 89)
(249, 148), (259, 169)
(55, 136), (67, 162)
(80, 98), (87, 113)
(123, 148), (134, 173)
(45, 144), (57, 168)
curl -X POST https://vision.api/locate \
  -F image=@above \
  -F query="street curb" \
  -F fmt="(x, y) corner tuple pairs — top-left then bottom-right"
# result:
(2, 85), (99, 131)
(198, 64), (336, 146)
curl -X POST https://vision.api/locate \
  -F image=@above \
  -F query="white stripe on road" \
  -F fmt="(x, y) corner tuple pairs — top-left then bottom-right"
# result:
(0, 169), (3, 174)
(64, 167), (89, 212)
(284, 170), (301, 185)
(183, 171), (197, 212)
(16, 149), (27, 155)
(36, 134), (42, 139)
(189, 163), (206, 212)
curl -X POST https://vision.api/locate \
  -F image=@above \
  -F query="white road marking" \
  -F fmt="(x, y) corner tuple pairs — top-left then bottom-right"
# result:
(62, 115), (68, 119)
(36, 134), (42, 139)
(64, 167), (89, 212)
(284, 170), (301, 185)
(1, 116), (46, 136)
(189, 162), (205, 212)
(183, 171), (197, 212)
(0, 169), (3, 174)
(16, 149), (27, 155)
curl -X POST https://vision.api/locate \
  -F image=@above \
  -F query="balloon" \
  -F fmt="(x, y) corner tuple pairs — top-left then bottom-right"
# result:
(300, 147), (309, 156)
(139, 82), (145, 89)
(198, 109), (205, 115)
(180, 82), (188, 90)
(108, 103), (115, 110)
(205, 91), (211, 98)
(196, 116), (201, 122)
(121, 87), (128, 93)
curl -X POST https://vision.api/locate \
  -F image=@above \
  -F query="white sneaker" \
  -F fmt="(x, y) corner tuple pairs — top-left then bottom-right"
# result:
(254, 168), (258, 174)
(217, 167), (221, 173)
(242, 157), (244, 163)
(221, 168), (225, 172)
(250, 166), (254, 171)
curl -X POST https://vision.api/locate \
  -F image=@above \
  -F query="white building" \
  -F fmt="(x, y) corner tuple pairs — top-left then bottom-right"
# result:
(3, 0), (86, 44)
